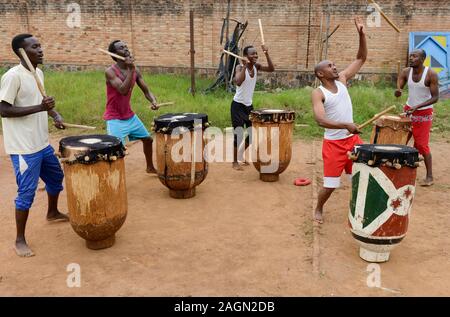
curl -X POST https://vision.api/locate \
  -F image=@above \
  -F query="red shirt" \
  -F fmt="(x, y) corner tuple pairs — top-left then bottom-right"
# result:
(103, 64), (137, 120)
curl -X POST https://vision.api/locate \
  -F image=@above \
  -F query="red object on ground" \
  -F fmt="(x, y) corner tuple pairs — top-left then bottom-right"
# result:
(294, 178), (311, 186)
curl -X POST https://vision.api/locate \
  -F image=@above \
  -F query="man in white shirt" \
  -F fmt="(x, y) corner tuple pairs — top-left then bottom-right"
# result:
(395, 49), (439, 186)
(231, 45), (274, 170)
(0, 34), (68, 257)
(311, 18), (366, 224)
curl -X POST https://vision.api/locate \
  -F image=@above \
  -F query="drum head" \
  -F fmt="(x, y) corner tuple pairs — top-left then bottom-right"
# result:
(59, 134), (125, 164)
(375, 115), (412, 126)
(352, 144), (419, 168)
(154, 113), (208, 134)
(250, 109), (296, 123)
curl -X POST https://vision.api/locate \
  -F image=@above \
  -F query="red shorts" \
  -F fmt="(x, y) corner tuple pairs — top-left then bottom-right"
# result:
(322, 134), (363, 188)
(404, 105), (433, 156)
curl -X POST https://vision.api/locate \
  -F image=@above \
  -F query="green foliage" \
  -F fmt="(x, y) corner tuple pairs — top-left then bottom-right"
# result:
(0, 68), (449, 140)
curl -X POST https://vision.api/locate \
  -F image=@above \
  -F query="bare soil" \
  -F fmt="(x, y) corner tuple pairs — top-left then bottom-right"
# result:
(0, 134), (449, 296)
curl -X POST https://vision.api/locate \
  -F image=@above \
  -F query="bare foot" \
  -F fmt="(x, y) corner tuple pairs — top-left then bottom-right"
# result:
(146, 167), (157, 174)
(232, 162), (244, 171)
(420, 178), (434, 187)
(47, 211), (69, 222)
(314, 210), (324, 224)
(15, 240), (35, 257)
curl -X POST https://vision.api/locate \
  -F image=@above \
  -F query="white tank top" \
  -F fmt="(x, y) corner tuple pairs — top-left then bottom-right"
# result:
(407, 67), (433, 110)
(318, 81), (354, 140)
(233, 65), (257, 106)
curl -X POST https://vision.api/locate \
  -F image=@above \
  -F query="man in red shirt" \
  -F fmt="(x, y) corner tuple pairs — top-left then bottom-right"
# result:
(104, 40), (159, 173)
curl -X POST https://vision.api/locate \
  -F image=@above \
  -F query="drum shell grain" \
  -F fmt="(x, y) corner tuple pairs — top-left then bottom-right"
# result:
(251, 121), (294, 179)
(155, 131), (208, 196)
(370, 115), (411, 145)
(63, 159), (128, 247)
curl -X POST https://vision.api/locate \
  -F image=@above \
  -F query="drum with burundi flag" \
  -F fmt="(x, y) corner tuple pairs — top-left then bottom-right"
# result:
(348, 144), (420, 262)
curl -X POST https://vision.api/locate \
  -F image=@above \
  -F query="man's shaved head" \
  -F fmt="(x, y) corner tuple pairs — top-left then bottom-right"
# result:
(314, 60), (330, 76)
(410, 49), (426, 60)
(314, 60), (339, 81)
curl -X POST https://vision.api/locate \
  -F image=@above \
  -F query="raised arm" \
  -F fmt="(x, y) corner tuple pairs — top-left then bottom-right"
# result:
(255, 45), (275, 73)
(135, 69), (158, 109)
(312, 88), (360, 134)
(339, 17), (367, 85)
(105, 56), (136, 95)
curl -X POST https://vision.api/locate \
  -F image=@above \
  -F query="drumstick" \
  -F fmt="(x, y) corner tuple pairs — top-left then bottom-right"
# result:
(367, 0), (401, 33)
(357, 105), (397, 130)
(157, 102), (175, 107)
(223, 49), (246, 61)
(18, 48), (47, 97)
(62, 123), (96, 130)
(258, 19), (265, 45)
(98, 48), (126, 61)
(20, 48), (96, 131)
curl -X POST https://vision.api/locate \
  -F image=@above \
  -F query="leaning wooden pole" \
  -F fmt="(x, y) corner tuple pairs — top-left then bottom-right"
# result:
(224, 0), (231, 91)
(189, 10), (196, 96)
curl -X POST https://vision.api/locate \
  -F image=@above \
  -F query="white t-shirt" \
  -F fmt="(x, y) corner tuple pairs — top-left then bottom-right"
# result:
(0, 64), (49, 155)
(318, 80), (354, 140)
(233, 65), (257, 106)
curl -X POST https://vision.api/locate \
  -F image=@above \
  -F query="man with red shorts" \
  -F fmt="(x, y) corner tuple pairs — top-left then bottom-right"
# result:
(396, 49), (439, 186)
(311, 17), (366, 224)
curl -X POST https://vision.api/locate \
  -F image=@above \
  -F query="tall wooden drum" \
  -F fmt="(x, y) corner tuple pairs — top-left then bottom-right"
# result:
(370, 115), (411, 145)
(250, 109), (296, 182)
(348, 144), (419, 262)
(59, 135), (127, 250)
(153, 113), (209, 199)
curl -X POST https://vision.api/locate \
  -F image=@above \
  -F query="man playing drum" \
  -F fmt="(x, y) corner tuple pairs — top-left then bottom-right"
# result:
(395, 49), (439, 186)
(0, 34), (68, 257)
(104, 40), (159, 173)
(311, 17), (367, 224)
(231, 45), (275, 171)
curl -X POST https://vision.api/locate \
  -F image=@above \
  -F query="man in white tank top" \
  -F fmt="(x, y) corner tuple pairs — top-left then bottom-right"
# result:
(396, 49), (439, 186)
(311, 17), (367, 224)
(231, 45), (274, 170)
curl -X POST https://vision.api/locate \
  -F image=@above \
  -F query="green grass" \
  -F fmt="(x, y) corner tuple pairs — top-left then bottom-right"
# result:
(1, 68), (449, 140)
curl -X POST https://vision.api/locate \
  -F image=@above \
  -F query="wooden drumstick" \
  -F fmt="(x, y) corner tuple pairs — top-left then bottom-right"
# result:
(367, 0), (401, 33)
(98, 48), (126, 61)
(62, 123), (96, 130)
(20, 49), (94, 131)
(157, 102), (175, 108)
(258, 19), (265, 45)
(223, 49), (246, 61)
(18, 48), (47, 97)
(357, 105), (397, 130)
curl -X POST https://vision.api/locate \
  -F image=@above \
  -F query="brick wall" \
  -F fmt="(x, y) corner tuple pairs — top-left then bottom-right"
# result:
(0, 0), (449, 86)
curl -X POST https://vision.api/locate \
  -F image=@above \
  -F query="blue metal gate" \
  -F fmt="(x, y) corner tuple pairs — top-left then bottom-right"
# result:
(409, 32), (450, 93)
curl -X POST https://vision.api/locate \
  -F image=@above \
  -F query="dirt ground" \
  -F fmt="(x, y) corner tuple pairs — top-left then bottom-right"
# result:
(0, 133), (449, 296)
